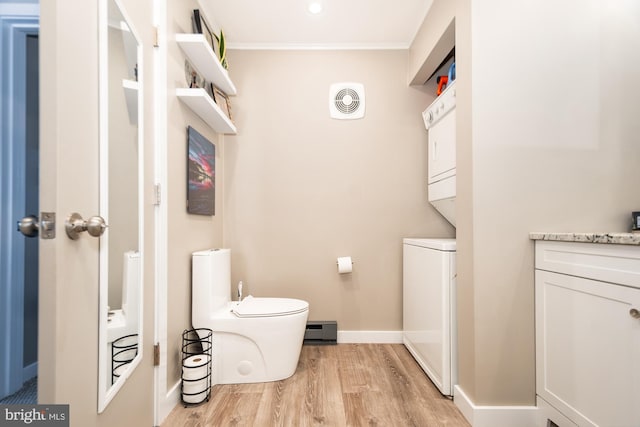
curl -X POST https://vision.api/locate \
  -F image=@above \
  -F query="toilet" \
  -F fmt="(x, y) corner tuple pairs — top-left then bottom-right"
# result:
(107, 250), (141, 343)
(192, 248), (309, 384)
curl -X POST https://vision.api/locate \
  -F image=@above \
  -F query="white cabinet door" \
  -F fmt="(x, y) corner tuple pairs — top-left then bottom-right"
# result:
(536, 270), (640, 427)
(427, 109), (456, 184)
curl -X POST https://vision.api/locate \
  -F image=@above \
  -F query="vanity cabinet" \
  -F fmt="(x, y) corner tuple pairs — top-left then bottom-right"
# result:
(535, 241), (640, 427)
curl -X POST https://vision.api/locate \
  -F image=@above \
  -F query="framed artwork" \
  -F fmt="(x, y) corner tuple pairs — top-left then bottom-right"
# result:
(205, 82), (215, 99)
(212, 87), (233, 122)
(187, 126), (215, 215)
(185, 60), (204, 88)
(192, 9), (218, 57)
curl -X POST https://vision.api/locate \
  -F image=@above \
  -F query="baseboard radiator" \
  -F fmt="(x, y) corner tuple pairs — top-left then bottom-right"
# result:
(304, 321), (337, 345)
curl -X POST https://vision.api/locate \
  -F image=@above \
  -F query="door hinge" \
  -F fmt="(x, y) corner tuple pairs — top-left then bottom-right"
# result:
(153, 343), (160, 366)
(153, 26), (160, 47)
(153, 183), (161, 206)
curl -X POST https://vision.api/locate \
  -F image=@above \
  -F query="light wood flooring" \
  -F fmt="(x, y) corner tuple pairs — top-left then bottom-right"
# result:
(162, 343), (470, 427)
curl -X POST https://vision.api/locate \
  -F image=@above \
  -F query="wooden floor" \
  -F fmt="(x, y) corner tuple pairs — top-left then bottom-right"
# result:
(162, 344), (470, 427)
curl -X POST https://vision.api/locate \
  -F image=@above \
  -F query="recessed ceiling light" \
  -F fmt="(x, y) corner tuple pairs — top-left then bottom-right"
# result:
(308, 1), (323, 14)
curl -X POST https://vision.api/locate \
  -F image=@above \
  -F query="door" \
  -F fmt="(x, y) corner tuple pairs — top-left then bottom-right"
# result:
(427, 108), (456, 184)
(536, 270), (640, 427)
(37, 1), (153, 425)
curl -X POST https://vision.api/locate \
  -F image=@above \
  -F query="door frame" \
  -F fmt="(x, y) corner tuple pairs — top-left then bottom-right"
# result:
(152, 0), (175, 423)
(0, 7), (39, 400)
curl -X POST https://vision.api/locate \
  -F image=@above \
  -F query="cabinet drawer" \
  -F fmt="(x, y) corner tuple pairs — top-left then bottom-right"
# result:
(535, 241), (640, 288)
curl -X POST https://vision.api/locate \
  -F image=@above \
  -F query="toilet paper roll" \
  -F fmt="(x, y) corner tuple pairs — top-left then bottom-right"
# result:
(182, 354), (210, 380)
(182, 379), (209, 404)
(337, 256), (353, 274)
(182, 353), (211, 404)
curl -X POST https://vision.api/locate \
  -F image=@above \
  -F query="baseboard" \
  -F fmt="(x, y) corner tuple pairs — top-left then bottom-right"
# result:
(336, 330), (403, 344)
(157, 380), (181, 426)
(454, 385), (538, 427)
(23, 362), (37, 382)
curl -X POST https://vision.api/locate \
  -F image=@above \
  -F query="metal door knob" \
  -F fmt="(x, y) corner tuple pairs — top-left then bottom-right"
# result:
(630, 308), (640, 319)
(17, 215), (39, 238)
(65, 212), (108, 240)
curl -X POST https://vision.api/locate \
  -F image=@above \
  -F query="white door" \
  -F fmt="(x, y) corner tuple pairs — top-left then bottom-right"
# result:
(536, 270), (640, 427)
(37, 1), (153, 425)
(427, 109), (456, 184)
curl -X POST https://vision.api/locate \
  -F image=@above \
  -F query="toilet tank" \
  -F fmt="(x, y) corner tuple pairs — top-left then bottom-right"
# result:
(192, 249), (231, 327)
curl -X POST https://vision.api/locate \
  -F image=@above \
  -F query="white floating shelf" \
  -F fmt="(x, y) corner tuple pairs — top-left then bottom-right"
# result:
(122, 79), (138, 124)
(176, 33), (237, 96)
(176, 88), (236, 135)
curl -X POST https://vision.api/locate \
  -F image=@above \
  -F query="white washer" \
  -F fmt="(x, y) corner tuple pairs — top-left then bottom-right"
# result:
(402, 238), (456, 396)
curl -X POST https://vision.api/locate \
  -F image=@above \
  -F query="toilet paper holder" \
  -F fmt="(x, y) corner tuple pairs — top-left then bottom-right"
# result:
(181, 328), (213, 406)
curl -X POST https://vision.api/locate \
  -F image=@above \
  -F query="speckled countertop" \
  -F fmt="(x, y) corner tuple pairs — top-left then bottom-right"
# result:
(530, 232), (640, 246)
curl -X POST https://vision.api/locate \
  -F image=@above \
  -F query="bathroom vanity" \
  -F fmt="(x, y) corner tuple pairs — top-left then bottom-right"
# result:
(531, 233), (640, 427)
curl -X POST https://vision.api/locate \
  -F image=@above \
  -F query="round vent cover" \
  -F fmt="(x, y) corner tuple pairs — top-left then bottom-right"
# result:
(329, 83), (365, 119)
(334, 88), (361, 114)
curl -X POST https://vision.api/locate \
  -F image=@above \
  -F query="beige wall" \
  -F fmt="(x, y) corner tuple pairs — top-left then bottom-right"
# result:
(410, 0), (640, 407)
(39, 0), (155, 425)
(223, 49), (454, 331)
(164, 0), (225, 388)
(407, 0), (456, 86)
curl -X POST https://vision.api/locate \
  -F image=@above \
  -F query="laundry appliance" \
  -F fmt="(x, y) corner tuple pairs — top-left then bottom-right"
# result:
(422, 81), (456, 226)
(402, 238), (457, 396)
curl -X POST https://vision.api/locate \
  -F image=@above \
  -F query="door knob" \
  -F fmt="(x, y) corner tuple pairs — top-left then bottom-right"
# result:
(65, 212), (108, 240)
(630, 308), (640, 319)
(17, 215), (39, 237)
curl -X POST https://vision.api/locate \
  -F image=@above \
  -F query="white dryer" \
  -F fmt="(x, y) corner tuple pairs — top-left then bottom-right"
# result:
(402, 238), (457, 396)
(422, 81), (456, 226)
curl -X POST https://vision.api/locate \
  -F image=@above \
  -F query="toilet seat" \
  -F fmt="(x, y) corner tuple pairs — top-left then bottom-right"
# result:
(232, 296), (309, 318)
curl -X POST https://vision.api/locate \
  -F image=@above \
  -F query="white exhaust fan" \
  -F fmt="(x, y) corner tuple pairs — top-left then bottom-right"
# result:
(329, 83), (365, 120)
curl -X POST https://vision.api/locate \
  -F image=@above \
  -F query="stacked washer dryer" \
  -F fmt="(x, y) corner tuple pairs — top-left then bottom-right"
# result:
(403, 79), (457, 397)
(423, 81), (456, 226)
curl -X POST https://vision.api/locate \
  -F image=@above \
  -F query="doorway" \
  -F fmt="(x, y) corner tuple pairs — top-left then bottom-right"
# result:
(0, 4), (40, 402)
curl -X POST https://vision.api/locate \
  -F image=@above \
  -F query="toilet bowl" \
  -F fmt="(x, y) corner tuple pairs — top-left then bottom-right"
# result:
(192, 249), (309, 384)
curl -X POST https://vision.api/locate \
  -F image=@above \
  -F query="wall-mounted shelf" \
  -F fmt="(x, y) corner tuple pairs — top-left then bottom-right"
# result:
(122, 79), (138, 124)
(176, 33), (236, 96)
(176, 88), (236, 135)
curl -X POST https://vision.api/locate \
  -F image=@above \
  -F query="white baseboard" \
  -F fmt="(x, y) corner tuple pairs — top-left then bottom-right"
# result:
(337, 330), (403, 344)
(156, 380), (181, 426)
(23, 362), (37, 382)
(454, 385), (538, 427)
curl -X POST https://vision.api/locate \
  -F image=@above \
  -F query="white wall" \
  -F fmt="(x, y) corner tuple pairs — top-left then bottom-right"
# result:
(463, 0), (640, 405)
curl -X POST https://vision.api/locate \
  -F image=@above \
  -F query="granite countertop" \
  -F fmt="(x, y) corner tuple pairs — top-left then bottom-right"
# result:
(530, 232), (640, 246)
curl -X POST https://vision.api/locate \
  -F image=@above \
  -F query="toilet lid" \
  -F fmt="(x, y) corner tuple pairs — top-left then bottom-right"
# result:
(232, 296), (309, 318)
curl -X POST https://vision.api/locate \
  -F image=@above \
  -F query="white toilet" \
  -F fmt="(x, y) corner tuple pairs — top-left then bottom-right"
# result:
(107, 251), (141, 343)
(192, 248), (309, 384)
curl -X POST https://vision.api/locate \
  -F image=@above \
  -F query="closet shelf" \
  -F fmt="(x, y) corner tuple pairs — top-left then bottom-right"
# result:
(176, 88), (236, 135)
(176, 33), (237, 96)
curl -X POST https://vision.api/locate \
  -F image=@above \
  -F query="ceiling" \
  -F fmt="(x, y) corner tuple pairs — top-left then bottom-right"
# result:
(201, 0), (434, 49)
